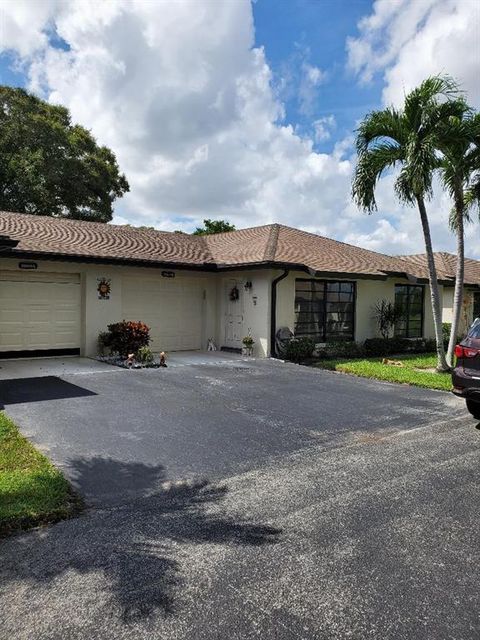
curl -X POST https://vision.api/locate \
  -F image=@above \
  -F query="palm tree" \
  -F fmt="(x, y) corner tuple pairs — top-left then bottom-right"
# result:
(439, 110), (480, 365)
(352, 76), (463, 372)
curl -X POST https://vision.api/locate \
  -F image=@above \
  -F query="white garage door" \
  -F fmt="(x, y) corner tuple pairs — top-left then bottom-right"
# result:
(0, 272), (81, 354)
(122, 276), (203, 351)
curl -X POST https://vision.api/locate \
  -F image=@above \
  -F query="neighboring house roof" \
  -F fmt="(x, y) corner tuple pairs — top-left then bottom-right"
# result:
(0, 211), (477, 284)
(398, 252), (480, 287)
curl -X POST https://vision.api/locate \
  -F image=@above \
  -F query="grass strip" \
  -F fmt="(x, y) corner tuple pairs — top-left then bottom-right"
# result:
(0, 411), (81, 536)
(313, 352), (452, 391)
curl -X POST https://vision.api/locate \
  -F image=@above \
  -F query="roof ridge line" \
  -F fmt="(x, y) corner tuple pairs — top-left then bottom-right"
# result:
(264, 223), (280, 261)
(277, 223), (395, 261)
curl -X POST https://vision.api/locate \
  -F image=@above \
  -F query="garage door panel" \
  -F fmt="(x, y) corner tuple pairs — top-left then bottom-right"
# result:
(54, 332), (80, 347)
(0, 273), (81, 353)
(0, 309), (23, 323)
(54, 309), (79, 323)
(27, 309), (51, 323)
(0, 331), (22, 347)
(27, 333), (52, 348)
(122, 276), (204, 352)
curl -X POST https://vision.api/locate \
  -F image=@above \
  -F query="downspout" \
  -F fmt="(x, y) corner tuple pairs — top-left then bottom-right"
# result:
(270, 269), (289, 358)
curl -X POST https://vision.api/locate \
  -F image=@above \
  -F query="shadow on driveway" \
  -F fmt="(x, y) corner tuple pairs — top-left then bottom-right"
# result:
(3, 457), (281, 623)
(0, 376), (97, 408)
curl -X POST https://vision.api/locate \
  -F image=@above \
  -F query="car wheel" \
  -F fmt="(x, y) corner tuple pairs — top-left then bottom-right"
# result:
(466, 398), (480, 420)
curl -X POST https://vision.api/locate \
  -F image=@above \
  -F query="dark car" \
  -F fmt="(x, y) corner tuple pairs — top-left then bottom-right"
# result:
(452, 318), (480, 419)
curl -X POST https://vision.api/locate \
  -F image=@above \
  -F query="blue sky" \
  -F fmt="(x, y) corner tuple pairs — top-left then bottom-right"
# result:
(0, 0), (478, 257)
(253, 0), (382, 152)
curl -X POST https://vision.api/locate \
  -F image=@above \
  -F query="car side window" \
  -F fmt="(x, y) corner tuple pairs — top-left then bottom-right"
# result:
(467, 318), (480, 338)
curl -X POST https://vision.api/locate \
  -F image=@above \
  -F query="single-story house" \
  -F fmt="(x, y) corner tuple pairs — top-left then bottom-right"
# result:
(0, 211), (478, 358)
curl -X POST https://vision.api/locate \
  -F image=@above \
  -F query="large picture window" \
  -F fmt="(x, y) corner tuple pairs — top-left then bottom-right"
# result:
(394, 284), (424, 338)
(294, 279), (355, 342)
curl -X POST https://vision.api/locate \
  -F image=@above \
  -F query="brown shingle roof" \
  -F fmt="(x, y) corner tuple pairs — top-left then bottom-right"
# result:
(0, 211), (212, 267)
(274, 225), (401, 276)
(398, 252), (480, 286)
(2, 211), (476, 283)
(201, 223), (403, 275)
(204, 224), (275, 265)
(0, 212), (403, 276)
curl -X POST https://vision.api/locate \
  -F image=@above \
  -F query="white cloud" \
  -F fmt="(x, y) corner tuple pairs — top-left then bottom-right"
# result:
(298, 62), (327, 116)
(313, 115), (336, 143)
(0, 0), (353, 234)
(0, 0), (59, 57)
(347, 0), (480, 108)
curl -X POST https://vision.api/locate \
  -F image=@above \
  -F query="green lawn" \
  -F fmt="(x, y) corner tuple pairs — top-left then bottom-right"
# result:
(0, 412), (79, 536)
(313, 352), (452, 391)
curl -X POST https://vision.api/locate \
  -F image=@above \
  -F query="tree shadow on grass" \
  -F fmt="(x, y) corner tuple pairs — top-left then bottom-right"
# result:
(2, 457), (282, 624)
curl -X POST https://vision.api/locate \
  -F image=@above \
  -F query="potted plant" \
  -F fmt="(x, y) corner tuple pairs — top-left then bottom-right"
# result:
(242, 335), (255, 356)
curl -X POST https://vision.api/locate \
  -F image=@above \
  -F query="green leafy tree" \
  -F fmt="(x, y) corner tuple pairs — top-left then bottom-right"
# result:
(437, 109), (480, 365)
(0, 86), (129, 222)
(352, 75), (464, 372)
(193, 219), (236, 235)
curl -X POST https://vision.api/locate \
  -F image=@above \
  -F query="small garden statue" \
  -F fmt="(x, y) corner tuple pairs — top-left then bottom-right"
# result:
(207, 338), (217, 351)
(242, 334), (255, 356)
(126, 353), (136, 368)
(159, 351), (167, 367)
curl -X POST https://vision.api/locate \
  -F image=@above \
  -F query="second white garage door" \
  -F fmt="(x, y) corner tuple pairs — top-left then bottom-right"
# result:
(122, 276), (204, 351)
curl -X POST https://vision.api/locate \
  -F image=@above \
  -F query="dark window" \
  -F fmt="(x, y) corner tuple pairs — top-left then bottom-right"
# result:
(294, 280), (355, 342)
(394, 284), (424, 338)
(473, 292), (480, 320)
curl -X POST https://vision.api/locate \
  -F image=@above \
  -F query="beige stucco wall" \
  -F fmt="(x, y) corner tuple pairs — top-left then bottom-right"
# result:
(0, 255), (444, 359)
(275, 270), (438, 344)
(0, 257), (218, 357)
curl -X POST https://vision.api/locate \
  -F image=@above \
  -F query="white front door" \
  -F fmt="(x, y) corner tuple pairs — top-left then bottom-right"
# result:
(224, 279), (244, 349)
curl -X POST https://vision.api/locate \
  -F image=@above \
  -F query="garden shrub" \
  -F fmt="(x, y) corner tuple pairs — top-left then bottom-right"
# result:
(137, 346), (154, 364)
(364, 337), (438, 356)
(442, 322), (451, 344)
(97, 331), (111, 355)
(317, 341), (365, 359)
(102, 320), (151, 357)
(364, 337), (402, 356)
(422, 338), (438, 352)
(441, 322), (463, 349)
(281, 337), (315, 363)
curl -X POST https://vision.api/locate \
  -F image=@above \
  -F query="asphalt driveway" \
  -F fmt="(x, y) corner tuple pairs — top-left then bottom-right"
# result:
(1, 357), (479, 639)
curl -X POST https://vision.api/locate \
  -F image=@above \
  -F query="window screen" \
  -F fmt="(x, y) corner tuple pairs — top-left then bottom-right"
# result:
(294, 280), (355, 342)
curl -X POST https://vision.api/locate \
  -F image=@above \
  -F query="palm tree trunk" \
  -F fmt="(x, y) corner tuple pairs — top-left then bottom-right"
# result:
(447, 191), (465, 366)
(416, 195), (450, 371)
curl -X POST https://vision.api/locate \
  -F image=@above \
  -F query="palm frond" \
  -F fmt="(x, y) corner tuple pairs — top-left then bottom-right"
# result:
(464, 173), (480, 218)
(355, 108), (406, 154)
(352, 143), (403, 212)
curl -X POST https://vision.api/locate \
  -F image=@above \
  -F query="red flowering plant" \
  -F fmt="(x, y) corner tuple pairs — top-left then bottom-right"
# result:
(104, 320), (151, 357)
